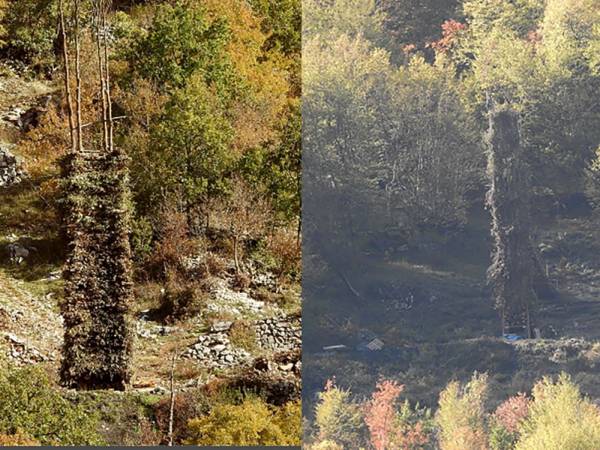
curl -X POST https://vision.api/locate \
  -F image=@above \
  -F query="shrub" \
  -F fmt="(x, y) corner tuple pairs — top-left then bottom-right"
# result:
(153, 391), (209, 445)
(489, 393), (530, 450)
(515, 374), (600, 450)
(185, 396), (300, 446)
(0, 429), (40, 446)
(436, 373), (488, 450)
(229, 320), (259, 352)
(147, 204), (196, 280)
(0, 365), (102, 445)
(314, 379), (365, 448)
(266, 227), (301, 280)
(159, 280), (206, 323)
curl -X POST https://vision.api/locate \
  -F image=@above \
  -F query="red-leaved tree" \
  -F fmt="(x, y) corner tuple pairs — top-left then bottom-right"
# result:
(364, 379), (403, 450)
(429, 19), (467, 53)
(493, 393), (530, 433)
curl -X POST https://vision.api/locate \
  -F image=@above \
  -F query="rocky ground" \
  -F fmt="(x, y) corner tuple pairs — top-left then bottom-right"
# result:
(0, 69), (302, 399)
(303, 203), (600, 412)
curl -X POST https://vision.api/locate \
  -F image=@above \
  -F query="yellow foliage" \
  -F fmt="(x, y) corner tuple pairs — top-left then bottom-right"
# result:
(0, 429), (40, 446)
(515, 374), (600, 450)
(310, 439), (345, 450)
(436, 373), (489, 450)
(199, 0), (291, 153)
(185, 397), (300, 446)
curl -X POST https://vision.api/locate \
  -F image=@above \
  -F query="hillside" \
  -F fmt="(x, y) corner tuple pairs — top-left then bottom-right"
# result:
(0, 0), (301, 445)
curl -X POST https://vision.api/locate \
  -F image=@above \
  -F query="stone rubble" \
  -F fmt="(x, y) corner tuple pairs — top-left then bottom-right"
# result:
(207, 278), (265, 315)
(184, 332), (251, 368)
(0, 145), (26, 188)
(254, 315), (301, 351)
(184, 314), (301, 370)
(3, 332), (49, 365)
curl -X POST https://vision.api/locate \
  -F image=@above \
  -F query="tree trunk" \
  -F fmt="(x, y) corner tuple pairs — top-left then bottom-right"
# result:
(233, 235), (240, 273)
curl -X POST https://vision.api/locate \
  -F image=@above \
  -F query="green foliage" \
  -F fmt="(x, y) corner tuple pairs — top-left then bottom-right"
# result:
(303, 0), (387, 44)
(0, 0), (57, 64)
(0, 365), (102, 445)
(130, 214), (154, 262)
(249, 0), (301, 56)
(515, 374), (600, 450)
(140, 74), (234, 210)
(239, 100), (301, 223)
(458, 0), (600, 197)
(489, 423), (518, 450)
(314, 382), (365, 448)
(185, 397), (301, 446)
(128, 0), (238, 94)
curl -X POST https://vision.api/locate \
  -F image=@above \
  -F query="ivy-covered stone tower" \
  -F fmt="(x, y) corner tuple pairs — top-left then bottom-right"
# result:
(60, 148), (134, 390)
(485, 106), (537, 338)
(59, 0), (133, 390)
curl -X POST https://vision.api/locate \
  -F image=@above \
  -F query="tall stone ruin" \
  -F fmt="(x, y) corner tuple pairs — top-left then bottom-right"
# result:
(485, 107), (537, 337)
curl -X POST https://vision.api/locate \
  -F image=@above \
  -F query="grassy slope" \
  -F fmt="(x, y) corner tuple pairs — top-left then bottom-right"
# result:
(303, 201), (600, 411)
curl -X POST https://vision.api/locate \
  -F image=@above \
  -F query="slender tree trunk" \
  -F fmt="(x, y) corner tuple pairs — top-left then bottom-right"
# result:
(58, 0), (76, 154)
(74, 0), (83, 153)
(94, 0), (109, 152)
(168, 348), (177, 447)
(233, 235), (240, 273)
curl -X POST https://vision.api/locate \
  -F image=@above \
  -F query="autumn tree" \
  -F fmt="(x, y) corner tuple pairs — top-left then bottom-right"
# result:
(516, 374), (600, 450)
(364, 379), (403, 450)
(436, 373), (489, 450)
(314, 379), (365, 448)
(212, 177), (271, 273)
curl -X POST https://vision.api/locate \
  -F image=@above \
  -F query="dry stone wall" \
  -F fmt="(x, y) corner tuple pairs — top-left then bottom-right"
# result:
(0, 146), (25, 188)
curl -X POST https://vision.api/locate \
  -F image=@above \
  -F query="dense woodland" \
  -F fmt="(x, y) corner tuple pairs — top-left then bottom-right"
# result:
(0, 0), (300, 445)
(303, 0), (600, 449)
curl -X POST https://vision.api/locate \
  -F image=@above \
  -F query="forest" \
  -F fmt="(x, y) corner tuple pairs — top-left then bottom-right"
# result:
(303, 0), (600, 449)
(0, 0), (300, 446)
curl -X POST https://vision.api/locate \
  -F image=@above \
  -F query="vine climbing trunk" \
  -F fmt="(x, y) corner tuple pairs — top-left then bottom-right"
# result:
(60, 0), (134, 390)
(485, 106), (537, 338)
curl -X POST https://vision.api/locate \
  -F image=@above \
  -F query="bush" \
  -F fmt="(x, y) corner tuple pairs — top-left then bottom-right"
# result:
(314, 380), (365, 448)
(515, 374), (600, 450)
(229, 320), (259, 352)
(436, 373), (488, 450)
(0, 429), (40, 446)
(185, 396), (301, 446)
(153, 391), (209, 445)
(0, 365), (102, 445)
(159, 280), (206, 323)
